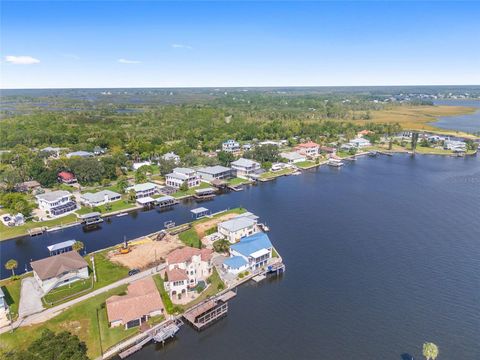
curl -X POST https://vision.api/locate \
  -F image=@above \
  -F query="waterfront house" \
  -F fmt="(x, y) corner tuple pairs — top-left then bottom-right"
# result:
(319, 146), (336, 154)
(218, 214), (259, 243)
(444, 140), (466, 152)
(348, 137), (371, 148)
(161, 152), (181, 164)
(106, 277), (164, 329)
(280, 151), (306, 164)
(223, 232), (273, 274)
(196, 165), (233, 182)
(126, 182), (159, 199)
(132, 161), (152, 171)
(222, 139), (241, 153)
(80, 190), (122, 207)
(58, 171), (77, 184)
(295, 141), (320, 158)
(242, 143), (252, 151)
(164, 247), (213, 299)
(165, 168), (200, 189)
(30, 251), (89, 294)
(66, 150), (94, 158)
(231, 158), (261, 178)
(36, 190), (77, 216)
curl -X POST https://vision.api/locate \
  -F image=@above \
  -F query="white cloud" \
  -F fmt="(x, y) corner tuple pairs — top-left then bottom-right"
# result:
(118, 58), (141, 64)
(4, 55), (40, 65)
(171, 44), (193, 50)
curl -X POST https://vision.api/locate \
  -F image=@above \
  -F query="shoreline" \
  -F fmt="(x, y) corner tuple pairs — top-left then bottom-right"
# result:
(0, 150), (477, 243)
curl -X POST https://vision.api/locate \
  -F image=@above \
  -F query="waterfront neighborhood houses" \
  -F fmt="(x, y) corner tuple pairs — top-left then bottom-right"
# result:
(218, 213), (259, 243)
(196, 165), (233, 182)
(295, 141), (320, 158)
(231, 158), (261, 178)
(30, 251), (89, 294)
(80, 189), (122, 207)
(126, 182), (159, 199)
(444, 139), (467, 152)
(164, 247), (213, 301)
(223, 232), (273, 275)
(165, 168), (200, 188)
(36, 190), (77, 217)
(106, 277), (164, 329)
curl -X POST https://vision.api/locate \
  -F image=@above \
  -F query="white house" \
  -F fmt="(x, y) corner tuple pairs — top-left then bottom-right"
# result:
(444, 140), (466, 152)
(295, 141), (320, 158)
(349, 137), (371, 148)
(126, 182), (159, 199)
(280, 151), (306, 164)
(231, 158), (261, 178)
(164, 247), (213, 300)
(196, 165), (233, 182)
(80, 190), (122, 207)
(222, 139), (240, 153)
(223, 232), (273, 274)
(161, 152), (181, 164)
(36, 190), (77, 217)
(30, 251), (89, 294)
(165, 168), (200, 189)
(218, 213), (259, 243)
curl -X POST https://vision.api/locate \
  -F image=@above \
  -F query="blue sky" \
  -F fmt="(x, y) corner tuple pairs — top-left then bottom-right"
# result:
(1, 1), (479, 89)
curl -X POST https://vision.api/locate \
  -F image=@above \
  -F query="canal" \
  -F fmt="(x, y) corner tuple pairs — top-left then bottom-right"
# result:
(1, 154), (479, 359)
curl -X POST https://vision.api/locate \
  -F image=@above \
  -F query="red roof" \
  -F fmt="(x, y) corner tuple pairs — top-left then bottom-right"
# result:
(58, 171), (75, 180)
(296, 141), (319, 148)
(166, 247), (212, 265)
(166, 267), (188, 282)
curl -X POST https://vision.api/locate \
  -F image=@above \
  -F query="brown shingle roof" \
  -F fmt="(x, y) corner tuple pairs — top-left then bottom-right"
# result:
(30, 251), (88, 281)
(166, 247), (212, 265)
(106, 277), (164, 324)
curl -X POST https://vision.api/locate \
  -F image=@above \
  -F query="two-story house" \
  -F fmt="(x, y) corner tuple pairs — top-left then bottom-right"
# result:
(231, 158), (261, 178)
(223, 232), (273, 274)
(217, 213), (259, 243)
(36, 190), (77, 217)
(165, 168), (200, 189)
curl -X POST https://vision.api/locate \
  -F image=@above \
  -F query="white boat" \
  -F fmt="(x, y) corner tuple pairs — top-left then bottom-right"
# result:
(327, 158), (344, 167)
(116, 212), (128, 217)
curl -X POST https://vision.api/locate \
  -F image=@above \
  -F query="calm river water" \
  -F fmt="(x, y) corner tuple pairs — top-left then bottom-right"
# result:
(432, 100), (480, 134)
(1, 154), (479, 359)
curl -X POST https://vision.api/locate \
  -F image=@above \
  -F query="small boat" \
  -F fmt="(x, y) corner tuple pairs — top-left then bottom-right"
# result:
(291, 171), (302, 175)
(116, 212), (128, 217)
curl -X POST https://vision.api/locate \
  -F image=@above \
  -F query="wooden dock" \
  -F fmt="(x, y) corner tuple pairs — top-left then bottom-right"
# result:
(183, 290), (236, 331)
(28, 227), (47, 236)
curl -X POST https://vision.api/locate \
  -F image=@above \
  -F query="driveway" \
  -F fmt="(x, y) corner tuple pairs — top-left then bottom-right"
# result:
(18, 277), (44, 318)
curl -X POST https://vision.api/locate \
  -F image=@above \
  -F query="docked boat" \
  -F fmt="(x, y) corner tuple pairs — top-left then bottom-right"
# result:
(116, 212), (128, 217)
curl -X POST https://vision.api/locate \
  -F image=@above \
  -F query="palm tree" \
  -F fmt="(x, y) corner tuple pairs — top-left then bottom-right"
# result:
(423, 342), (439, 360)
(5, 259), (18, 277)
(72, 241), (84, 252)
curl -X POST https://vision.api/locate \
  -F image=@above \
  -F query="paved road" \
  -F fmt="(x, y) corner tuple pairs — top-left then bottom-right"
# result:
(0, 264), (165, 334)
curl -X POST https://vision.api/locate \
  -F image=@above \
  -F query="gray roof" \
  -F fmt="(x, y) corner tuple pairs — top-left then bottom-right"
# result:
(218, 216), (256, 233)
(81, 190), (121, 203)
(166, 172), (188, 180)
(126, 182), (158, 192)
(280, 151), (305, 161)
(162, 152), (180, 160)
(47, 240), (76, 252)
(197, 165), (231, 175)
(67, 151), (93, 158)
(173, 167), (196, 175)
(191, 207), (209, 214)
(231, 158), (260, 168)
(36, 190), (71, 202)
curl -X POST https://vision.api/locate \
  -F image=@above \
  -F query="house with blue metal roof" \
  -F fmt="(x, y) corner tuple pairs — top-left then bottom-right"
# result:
(223, 232), (273, 274)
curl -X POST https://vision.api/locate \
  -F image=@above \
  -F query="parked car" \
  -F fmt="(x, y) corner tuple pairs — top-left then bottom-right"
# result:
(128, 269), (140, 276)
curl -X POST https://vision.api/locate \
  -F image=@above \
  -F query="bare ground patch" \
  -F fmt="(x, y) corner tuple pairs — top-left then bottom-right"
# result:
(193, 213), (239, 238)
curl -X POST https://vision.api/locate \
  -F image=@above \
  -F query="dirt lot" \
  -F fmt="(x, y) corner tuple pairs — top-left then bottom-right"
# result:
(108, 233), (183, 269)
(193, 213), (239, 238)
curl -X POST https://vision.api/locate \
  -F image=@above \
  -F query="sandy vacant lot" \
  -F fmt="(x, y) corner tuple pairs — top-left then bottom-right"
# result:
(193, 212), (239, 238)
(108, 233), (183, 269)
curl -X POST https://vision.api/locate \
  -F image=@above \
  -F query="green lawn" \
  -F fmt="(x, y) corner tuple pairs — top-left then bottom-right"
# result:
(152, 274), (180, 314)
(43, 277), (93, 305)
(179, 228), (201, 248)
(0, 285), (133, 359)
(172, 181), (212, 198)
(75, 200), (137, 216)
(0, 214), (79, 241)
(295, 160), (316, 169)
(0, 273), (31, 320)
(179, 268), (225, 311)
(260, 168), (294, 180)
(88, 249), (130, 288)
(227, 177), (251, 186)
